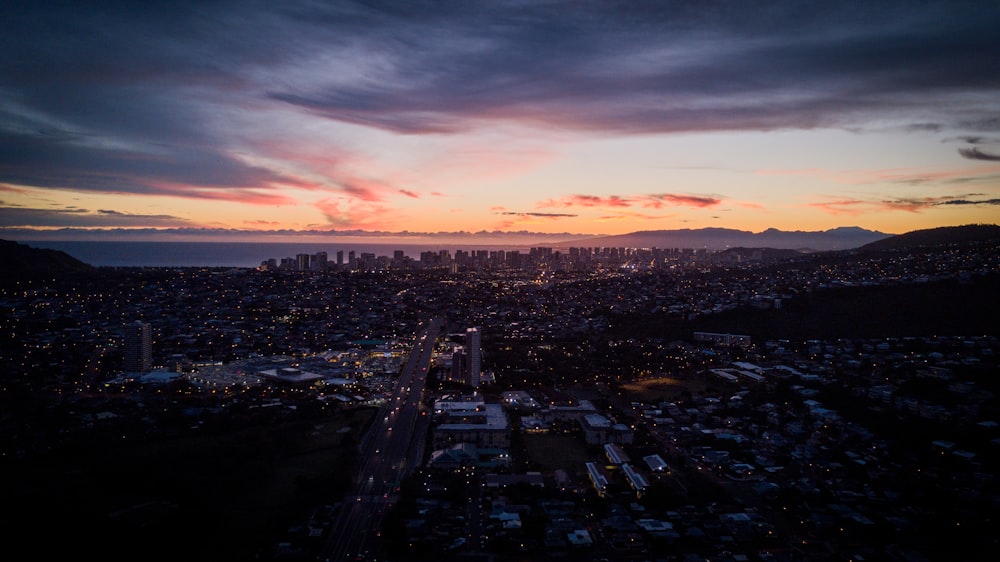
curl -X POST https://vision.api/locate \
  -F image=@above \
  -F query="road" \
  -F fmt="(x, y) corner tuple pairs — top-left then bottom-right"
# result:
(321, 317), (444, 562)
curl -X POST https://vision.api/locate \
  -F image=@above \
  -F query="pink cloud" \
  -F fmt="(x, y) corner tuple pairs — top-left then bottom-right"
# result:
(314, 197), (394, 229)
(540, 192), (720, 209)
(0, 183), (32, 194)
(541, 194), (633, 208)
(643, 193), (721, 208)
(146, 182), (299, 205)
(398, 189), (420, 198)
(241, 137), (404, 201)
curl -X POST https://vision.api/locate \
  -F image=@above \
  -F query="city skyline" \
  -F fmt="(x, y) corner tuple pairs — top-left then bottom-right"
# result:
(2, 1), (1000, 242)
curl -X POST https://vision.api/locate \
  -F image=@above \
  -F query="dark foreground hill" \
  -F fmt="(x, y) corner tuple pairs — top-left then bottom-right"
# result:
(606, 269), (1000, 342)
(689, 273), (1000, 341)
(0, 239), (93, 281)
(859, 223), (1000, 253)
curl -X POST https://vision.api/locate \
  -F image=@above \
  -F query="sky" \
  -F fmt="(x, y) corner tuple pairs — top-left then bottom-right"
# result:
(1, 0), (999, 243)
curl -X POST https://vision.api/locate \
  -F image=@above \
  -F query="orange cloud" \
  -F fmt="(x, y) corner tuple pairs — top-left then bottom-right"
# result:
(597, 210), (673, 221)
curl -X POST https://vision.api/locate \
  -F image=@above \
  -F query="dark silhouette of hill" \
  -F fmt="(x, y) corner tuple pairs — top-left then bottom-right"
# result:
(561, 226), (891, 251)
(606, 272), (1000, 343)
(858, 223), (1000, 253)
(717, 247), (803, 261)
(701, 274), (999, 341)
(0, 239), (94, 281)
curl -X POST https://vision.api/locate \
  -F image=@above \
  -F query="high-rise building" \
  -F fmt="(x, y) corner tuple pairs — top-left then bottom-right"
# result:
(451, 346), (466, 383)
(465, 327), (481, 388)
(296, 253), (311, 271)
(123, 320), (152, 373)
(313, 251), (327, 271)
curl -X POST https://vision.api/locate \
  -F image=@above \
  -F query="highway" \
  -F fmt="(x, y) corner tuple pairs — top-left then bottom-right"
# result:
(321, 317), (443, 562)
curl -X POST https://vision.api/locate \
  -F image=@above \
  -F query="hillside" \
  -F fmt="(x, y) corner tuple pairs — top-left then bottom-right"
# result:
(604, 271), (1000, 343)
(0, 239), (94, 281)
(858, 224), (1000, 253)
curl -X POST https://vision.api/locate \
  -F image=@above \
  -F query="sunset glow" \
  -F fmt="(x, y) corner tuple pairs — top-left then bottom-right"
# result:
(2, 1), (999, 242)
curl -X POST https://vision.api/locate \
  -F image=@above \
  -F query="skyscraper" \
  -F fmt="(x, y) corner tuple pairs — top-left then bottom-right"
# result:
(465, 327), (481, 388)
(313, 251), (327, 271)
(451, 346), (466, 383)
(123, 320), (152, 373)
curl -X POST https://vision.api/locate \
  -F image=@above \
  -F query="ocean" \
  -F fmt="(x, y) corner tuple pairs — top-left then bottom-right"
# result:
(18, 240), (531, 268)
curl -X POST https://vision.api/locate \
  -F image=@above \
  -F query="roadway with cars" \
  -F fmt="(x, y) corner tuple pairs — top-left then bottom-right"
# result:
(321, 317), (444, 562)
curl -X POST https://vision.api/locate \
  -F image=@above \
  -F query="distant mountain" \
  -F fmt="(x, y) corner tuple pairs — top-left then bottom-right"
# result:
(858, 224), (1000, 253)
(556, 226), (892, 251)
(0, 239), (94, 281)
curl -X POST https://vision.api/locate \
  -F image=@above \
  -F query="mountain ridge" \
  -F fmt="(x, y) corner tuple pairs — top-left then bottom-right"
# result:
(858, 224), (1000, 253)
(0, 239), (94, 282)
(555, 226), (892, 251)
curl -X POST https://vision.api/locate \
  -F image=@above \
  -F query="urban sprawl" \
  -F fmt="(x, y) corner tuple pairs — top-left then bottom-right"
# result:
(3, 239), (998, 562)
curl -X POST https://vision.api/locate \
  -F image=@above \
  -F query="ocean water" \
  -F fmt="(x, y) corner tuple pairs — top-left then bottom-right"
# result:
(18, 240), (525, 268)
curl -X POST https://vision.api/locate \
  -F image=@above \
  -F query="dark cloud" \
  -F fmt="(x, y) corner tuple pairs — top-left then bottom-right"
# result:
(263, 1), (1000, 134)
(1, 0), (999, 199)
(938, 198), (1000, 205)
(0, 130), (307, 197)
(958, 147), (1000, 161)
(942, 135), (990, 144)
(0, 206), (190, 228)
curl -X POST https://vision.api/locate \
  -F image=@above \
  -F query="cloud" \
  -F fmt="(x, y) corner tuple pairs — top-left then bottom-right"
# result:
(260, 2), (1000, 135)
(942, 135), (994, 145)
(0, 206), (191, 228)
(314, 197), (394, 230)
(540, 195), (634, 208)
(938, 198), (1000, 206)
(2, 1), (999, 234)
(499, 212), (577, 218)
(808, 193), (1000, 215)
(643, 193), (721, 208)
(759, 164), (1000, 186)
(5, 2), (994, 151)
(958, 147), (1000, 161)
(0, 130), (313, 202)
(540, 193), (720, 209)
(398, 189), (420, 198)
